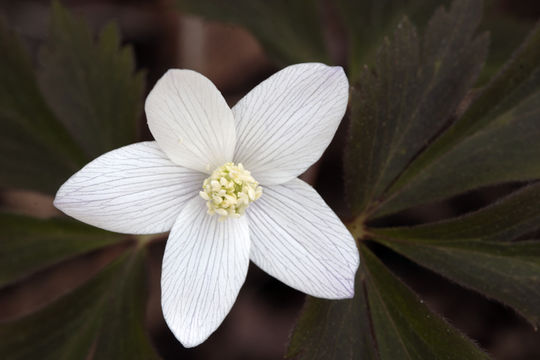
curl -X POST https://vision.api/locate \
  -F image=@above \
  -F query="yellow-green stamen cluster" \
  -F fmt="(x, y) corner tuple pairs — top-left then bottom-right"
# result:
(200, 162), (262, 219)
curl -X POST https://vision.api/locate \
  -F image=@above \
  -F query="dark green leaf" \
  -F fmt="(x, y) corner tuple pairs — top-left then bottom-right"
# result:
(0, 213), (123, 288)
(372, 182), (540, 242)
(375, 89), (540, 217)
(0, 248), (161, 360)
(378, 21), (540, 217)
(286, 268), (378, 360)
(339, 0), (450, 79)
(0, 18), (86, 194)
(39, 1), (145, 159)
(345, 0), (488, 216)
(361, 244), (490, 359)
(176, 0), (328, 64)
(477, 0), (537, 84)
(373, 236), (540, 328)
(287, 243), (490, 359)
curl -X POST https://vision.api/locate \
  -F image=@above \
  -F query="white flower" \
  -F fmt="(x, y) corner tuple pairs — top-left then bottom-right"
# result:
(54, 63), (359, 347)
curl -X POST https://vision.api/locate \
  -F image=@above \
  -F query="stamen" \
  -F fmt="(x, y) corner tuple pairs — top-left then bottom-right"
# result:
(200, 162), (262, 219)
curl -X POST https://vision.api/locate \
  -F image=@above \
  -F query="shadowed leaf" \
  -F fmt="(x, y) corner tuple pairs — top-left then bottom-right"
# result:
(345, 0), (488, 216)
(377, 21), (540, 217)
(477, 0), (537, 84)
(339, 0), (450, 79)
(286, 268), (378, 360)
(40, 1), (145, 160)
(287, 242), (490, 360)
(375, 89), (540, 217)
(0, 19), (86, 194)
(0, 249), (160, 360)
(176, 0), (328, 64)
(372, 182), (540, 242)
(374, 236), (540, 328)
(0, 213), (123, 288)
(361, 244), (490, 360)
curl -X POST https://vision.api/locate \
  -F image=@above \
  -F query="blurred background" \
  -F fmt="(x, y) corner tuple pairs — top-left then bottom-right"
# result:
(0, 0), (539, 359)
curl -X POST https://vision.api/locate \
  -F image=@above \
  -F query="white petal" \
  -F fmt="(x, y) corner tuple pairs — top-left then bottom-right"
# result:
(145, 69), (236, 173)
(161, 197), (250, 347)
(54, 142), (204, 234)
(233, 63), (349, 185)
(247, 178), (359, 299)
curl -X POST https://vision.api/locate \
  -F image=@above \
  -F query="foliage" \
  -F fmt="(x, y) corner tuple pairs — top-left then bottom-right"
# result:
(288, 0), (540, 359)
(0, 249), (159, 360)
(0, 0), (538, 358)
(175, 0), (536, 81)
(344, 0), (489, 214)
(337, 0), (451, 79)
(39, 2), (145, 160)
(0, 2), (156, 359)
(176, 0), (328, 64)
(0, 17), (85, 194)
(0, 213), (122, 288)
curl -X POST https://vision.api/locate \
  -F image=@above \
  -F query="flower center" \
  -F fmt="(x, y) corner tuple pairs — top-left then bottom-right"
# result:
(200, 162), (262, 219)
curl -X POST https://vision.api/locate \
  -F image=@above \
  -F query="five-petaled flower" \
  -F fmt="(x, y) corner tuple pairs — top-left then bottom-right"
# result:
(54, 63), (359, 347)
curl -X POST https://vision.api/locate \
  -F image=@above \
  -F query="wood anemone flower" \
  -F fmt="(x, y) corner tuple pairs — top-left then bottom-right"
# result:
(54, 63), (359, 347)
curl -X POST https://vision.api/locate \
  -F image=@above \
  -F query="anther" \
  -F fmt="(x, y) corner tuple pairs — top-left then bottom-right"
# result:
(200, 162), (262, 219)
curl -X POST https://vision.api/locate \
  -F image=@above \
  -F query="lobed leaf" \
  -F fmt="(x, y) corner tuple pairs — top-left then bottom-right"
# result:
(0, 213), (123, 288)
(372, 182), (540, 242)
(339, 0), (449, 79)
(376, 21), (540, 217)
(344, 0), (488, 216)
(375, 89), (540, 217)
(0, 18), (86, 194)
(286, 268), (378, 360)
(476, 0), (537, 84)
(374, 236), (540, 328)
(39, 1), (145, 160)
(287, 243), (490, 359)
(0, 249), (160, 360)
(361, 244), (490, 360)
(175, 0), (328, 64)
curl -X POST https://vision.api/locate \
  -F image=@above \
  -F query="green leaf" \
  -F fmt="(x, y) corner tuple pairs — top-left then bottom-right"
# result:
(0, 213), (123, 288)
(0, 248), (161, 360)
(287, 243), (490, 359)
(372, 182), (540, 242)
(374, 89), (540, 217)
(477, 0), (537, 84)
(377, 21), (540, 217)
(176, 0), (328, 64)
(344, 0), (488, 216)
(39, 1), (145, 159)
(286, 268), (378, 360)
(339, 0), (450, 79)
(361, 244), (489, 360)
(0, 18), (86, 194)
(373, 236), (540, 328)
